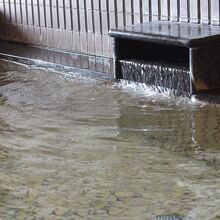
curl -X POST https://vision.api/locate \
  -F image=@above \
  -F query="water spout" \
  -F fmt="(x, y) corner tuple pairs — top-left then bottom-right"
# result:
(120, 59), (191, 97)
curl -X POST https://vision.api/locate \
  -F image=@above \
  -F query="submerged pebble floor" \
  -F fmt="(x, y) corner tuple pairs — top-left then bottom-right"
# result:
(0, 60), (220, 220)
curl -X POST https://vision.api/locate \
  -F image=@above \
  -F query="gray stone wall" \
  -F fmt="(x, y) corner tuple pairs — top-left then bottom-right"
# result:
(0, 0), (219, 60)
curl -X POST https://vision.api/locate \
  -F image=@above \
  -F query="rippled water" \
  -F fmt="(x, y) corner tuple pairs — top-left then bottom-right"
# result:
(0, 60), (220, 220)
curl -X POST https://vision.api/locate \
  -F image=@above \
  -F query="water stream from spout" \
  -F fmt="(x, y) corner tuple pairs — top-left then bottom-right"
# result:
(119, 59), (191, 97)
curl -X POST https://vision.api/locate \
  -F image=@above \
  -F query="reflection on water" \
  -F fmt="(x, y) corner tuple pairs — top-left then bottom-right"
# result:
(0, 60), (220, 219)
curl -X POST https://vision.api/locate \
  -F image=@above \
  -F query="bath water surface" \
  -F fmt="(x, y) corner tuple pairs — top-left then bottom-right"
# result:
(0, 60), (220, 220)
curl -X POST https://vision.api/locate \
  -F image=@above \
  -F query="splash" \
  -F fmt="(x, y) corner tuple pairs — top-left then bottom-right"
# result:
(119, 59), (191, 97)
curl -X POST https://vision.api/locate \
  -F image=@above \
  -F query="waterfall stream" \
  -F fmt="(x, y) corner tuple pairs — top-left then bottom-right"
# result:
(119, 59), (191, 97)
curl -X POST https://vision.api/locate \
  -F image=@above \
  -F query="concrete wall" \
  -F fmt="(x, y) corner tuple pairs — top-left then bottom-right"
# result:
(0, 0), (220, 73)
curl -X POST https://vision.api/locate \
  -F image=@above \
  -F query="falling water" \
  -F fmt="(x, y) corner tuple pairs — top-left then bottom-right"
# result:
(119, 59), (191, 97)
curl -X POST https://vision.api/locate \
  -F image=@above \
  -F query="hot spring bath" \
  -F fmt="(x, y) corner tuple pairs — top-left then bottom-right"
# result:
(0, 60), (220, 219)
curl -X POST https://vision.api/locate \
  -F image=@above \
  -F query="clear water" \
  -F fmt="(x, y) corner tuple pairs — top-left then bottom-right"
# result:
(0, 60), (220, 220)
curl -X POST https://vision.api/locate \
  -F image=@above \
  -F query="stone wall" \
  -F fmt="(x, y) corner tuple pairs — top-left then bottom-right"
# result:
(0, 0), (219, 73)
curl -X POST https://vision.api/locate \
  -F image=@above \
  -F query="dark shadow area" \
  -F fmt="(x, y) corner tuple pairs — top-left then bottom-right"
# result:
(195, 90), (220, 104)
(116, 39), (189, 69)
(0, 12), (37, 74)
(0, 11), (27, 45)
